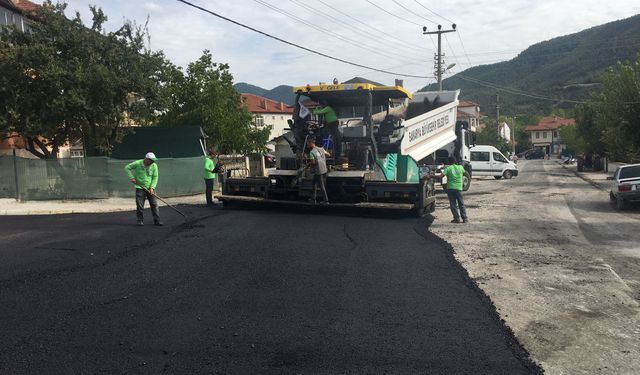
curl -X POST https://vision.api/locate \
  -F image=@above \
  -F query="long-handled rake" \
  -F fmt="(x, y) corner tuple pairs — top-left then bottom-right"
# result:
(138, 185), (188, 221)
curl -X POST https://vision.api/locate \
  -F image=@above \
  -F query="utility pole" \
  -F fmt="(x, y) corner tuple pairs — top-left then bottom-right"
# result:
(511, 116), (516, 156)
(423, 24), (457, 91)
(495, 93), (500, 135)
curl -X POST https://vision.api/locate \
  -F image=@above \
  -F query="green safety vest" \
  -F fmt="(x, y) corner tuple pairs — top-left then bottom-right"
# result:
(125, 160), (158, 189)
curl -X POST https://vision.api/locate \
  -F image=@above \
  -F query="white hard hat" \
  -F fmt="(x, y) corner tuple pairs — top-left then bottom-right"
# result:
(145, 152), (157, 161)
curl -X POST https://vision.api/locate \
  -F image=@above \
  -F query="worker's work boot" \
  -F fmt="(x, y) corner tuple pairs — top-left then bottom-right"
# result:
(450, 218), (461, 223)
(137, 220), (144, 226)
(154, 220), (164, 226)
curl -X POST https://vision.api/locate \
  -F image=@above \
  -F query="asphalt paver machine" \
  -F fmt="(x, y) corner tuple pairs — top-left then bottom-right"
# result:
(220, 83), (463, 216)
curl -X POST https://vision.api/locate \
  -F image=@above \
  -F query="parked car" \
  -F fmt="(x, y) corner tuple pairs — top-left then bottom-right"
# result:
(608, 163), (640, 210)
(470, 145), (519, 179)
(524, 149), (545, 159)
(264, 153), (277, 168)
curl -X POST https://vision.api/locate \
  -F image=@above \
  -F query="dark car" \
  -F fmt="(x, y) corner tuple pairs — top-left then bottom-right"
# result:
(524, 149), (545, 159)
(264, 153), (277, 168)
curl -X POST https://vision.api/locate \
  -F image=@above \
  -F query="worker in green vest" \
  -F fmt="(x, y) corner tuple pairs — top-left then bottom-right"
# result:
(125, 152), (162, 226)
(204, 149), (217, 205)
(313, 101), (340, 155)
(442, 157), (468, 223)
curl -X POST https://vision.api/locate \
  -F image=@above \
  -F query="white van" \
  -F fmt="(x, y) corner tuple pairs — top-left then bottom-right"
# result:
(470, 145), (519, 179)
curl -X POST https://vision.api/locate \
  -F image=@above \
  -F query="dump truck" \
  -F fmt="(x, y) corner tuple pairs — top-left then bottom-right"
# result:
(219, 83), (469, 216)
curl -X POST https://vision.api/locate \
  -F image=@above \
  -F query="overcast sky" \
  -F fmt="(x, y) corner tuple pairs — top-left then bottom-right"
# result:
(61, 0), (640, 93)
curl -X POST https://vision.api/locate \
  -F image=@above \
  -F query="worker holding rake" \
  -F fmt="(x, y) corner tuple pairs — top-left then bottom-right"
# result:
(125, 152), (163, 226)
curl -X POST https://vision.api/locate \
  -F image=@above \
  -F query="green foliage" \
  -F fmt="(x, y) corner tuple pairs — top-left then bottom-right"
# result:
(0, 1), (168, 158)
(571, 55), (640, 162)
(157, 51), (270, 155)
(475, 118), (510, 154)
(559, 125), (587, 156)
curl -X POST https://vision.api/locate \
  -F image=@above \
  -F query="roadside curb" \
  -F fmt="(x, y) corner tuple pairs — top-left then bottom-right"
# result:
(0, 207), (133, 216)
(559, 162), (607, 191)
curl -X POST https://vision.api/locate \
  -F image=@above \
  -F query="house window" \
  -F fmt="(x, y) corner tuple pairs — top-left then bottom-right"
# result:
(280, 116), (284, 120)
(554, 131), (559, 138)
(542, 132), (547, 139)
(70, 150), (84, 158)
(272, 116), (275, 120)
(255, 115), (264, 127)
(536, 132), (540, 139)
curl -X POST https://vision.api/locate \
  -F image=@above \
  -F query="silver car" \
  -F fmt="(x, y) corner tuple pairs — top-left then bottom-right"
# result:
(608, 163), (640, 210)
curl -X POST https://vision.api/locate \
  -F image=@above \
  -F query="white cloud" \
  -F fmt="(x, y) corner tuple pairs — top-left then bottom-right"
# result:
(61, 0), (640, 93)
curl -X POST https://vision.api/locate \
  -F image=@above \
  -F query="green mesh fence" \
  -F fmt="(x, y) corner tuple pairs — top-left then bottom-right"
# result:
(0, 155), (211, 201)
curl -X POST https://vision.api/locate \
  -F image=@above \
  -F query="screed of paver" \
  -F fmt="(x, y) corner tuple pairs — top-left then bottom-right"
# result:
(430, 160), (640, 374)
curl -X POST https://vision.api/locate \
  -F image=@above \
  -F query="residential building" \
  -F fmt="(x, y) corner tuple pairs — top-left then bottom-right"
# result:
(498, 122), (511, 142)
(241, 93), (293, 150)
(0, 0), (38, 32)
(457, 100), (481, 132)
(525, 116), (575, 155)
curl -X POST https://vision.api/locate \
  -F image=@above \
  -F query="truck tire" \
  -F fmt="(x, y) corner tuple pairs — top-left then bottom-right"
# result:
(503, 170), (513, 179)
(463, 171), (471, 191)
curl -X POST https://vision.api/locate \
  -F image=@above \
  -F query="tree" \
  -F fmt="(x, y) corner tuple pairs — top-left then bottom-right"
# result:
(0, 1), (168, 158)
(572, 54), (640, 162)
(476, 117), (510, 154)
(594, 55), (640, 162)
(156, 50), (270, 155)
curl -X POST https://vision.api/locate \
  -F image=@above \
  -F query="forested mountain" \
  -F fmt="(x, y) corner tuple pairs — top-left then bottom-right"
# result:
(424, 14), (640, 114)
(233, 83), (294, 105)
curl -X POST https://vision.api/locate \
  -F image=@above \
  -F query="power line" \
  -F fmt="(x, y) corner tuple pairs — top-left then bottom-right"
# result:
(253, 0), (421, 65)
(314, 0), (430, 54)
(455, 30), (474, 68)
(413, 0), (455, 24)
(365, 0), (423, 27)
(390, 0), (436, 25)
(455, 74), (640, 105)
(287, 0), (430, 59)
(174, 0), (435, 79)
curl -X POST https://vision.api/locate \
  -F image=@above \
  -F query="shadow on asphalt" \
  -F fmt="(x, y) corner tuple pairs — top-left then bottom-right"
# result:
(218, 201), (424, 220)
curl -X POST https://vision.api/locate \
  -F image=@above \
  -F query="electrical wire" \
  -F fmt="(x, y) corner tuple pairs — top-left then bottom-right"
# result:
(390, 0), (436, 25)
(287, 0), (430, 59)
(365, 0), (423, 27)
(253, 0), (420, 65)
(455, 74), (640, 105)
(315, 0), (430, 54)
(413, 0), (455, 24)
(174, 0), (435, 79)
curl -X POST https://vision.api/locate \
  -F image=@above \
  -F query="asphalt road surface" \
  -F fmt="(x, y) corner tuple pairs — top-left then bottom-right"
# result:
(0, 204), (541, 374)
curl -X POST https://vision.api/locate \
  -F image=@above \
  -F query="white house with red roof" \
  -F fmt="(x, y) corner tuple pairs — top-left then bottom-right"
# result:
(457, 100), (481, 132)
(241, 93), (294, 150)
(525, 116), (575, 155)
(0, 0), (38, 32)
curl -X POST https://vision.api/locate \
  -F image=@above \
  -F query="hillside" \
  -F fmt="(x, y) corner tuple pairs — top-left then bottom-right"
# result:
(234, 77), (388, 105)
(234, 83), (294, 105)
(423, 14), (640, 114)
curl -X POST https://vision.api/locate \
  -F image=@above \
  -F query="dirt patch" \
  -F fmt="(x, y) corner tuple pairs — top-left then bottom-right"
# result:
(428, 160), (640, 374)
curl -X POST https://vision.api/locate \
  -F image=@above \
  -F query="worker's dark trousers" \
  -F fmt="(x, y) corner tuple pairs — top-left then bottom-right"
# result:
(205, 178), (214, 205)
(135, 189), (160, 222)
(312, 173), (329, 203)
(445, 189), (467, 220)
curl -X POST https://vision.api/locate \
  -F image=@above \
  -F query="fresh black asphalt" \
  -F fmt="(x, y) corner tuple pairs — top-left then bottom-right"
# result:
(0, 204), (541, 374)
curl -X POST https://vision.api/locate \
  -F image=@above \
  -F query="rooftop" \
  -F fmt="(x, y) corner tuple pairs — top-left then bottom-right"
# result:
(241, 93), (293, 114)
(525, 116), (576, 131)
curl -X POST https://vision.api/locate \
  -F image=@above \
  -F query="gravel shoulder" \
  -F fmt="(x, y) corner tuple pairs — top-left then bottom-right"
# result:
(429, 160), (640, 375)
